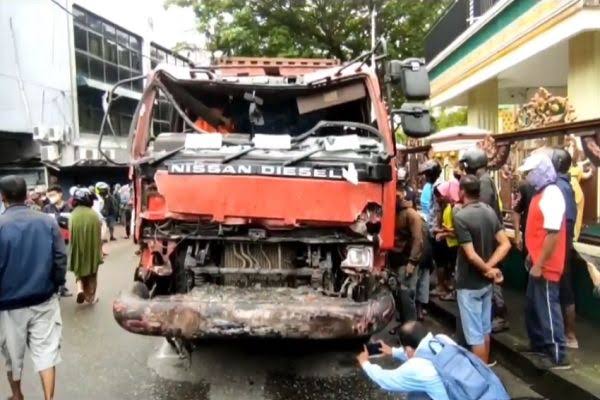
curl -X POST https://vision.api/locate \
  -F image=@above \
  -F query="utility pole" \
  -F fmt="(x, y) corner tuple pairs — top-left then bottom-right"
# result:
(371, 3), (377, 67)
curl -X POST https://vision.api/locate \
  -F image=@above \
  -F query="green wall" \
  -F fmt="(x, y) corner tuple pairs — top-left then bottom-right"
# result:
(504, 246), (600, 323)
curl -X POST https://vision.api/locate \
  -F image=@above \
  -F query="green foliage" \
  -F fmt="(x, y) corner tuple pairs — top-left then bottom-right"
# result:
(165, 0), (452, 61)
(434, 108), (468, 131)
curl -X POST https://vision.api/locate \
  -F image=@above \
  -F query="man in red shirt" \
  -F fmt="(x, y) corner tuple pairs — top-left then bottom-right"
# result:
(518, 152), (570, 370)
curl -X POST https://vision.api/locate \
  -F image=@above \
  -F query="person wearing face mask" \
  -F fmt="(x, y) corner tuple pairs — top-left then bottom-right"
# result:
(42, 185), (72, 217)
(42, 185), (73, 298)
(518, 152), (570, 370)
(357, 321), (509, 400)
(358, 321), (450, 400)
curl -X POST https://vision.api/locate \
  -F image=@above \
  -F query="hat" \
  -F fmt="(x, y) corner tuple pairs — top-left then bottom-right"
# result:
(436, 179), (460, 203)
(518, 153), (550, 173)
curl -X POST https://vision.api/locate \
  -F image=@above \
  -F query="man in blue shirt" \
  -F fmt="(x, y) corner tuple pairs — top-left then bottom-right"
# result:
(551, 148), (579, 349)
(0, 175), (67, 400)
(358, 321), (449, 400)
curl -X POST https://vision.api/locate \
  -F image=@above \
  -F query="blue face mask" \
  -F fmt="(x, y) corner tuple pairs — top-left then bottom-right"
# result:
(526, 156), (557, 191)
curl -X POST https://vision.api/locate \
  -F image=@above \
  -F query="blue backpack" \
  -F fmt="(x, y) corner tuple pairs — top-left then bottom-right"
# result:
(416, 335), (510, 400)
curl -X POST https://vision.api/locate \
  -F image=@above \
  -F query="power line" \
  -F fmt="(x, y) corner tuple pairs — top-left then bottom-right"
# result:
(49, 0), (74, 17)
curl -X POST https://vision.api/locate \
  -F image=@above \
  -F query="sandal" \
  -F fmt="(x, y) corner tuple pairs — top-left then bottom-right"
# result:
(76, 291), (85, 304)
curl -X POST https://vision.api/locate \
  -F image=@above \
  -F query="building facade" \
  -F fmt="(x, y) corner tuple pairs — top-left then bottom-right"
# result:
(426, 0), (600, 223)
(424, 0), (600, 321)
(0, 0), (201, 187)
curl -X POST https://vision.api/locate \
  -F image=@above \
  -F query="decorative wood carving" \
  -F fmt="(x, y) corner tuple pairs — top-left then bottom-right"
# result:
(515, 87), (576, 129)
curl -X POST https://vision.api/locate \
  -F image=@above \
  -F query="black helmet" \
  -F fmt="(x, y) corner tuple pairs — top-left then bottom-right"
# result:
(73, 188), (93, 206)
(551, 148), (572, 174)
(418, 160), (441, 183)
(459, 148), (488, 173)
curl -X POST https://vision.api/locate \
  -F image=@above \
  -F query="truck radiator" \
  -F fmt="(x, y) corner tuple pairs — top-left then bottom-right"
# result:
(222, 243), (296, 269)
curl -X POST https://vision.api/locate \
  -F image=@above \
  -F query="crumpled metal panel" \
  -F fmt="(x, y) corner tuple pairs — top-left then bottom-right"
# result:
(113, 285), (394, 339)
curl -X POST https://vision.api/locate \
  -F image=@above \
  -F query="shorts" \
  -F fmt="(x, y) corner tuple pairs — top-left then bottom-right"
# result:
(457, 286), (493, 346)
(0, 296), (62, 379)
(431, 238), (457, 272)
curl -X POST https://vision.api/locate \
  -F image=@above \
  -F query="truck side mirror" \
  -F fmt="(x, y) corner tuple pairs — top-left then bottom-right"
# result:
(387, 58), (430, 101)
(396, 104), (431, 138)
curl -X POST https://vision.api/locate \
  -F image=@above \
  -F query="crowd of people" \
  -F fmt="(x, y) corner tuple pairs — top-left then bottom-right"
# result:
(0, 177), (131, 400)
(359, 145), (596, 399)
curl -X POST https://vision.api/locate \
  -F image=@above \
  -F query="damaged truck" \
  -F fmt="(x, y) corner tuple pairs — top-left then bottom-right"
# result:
(103, 45), (432, 346)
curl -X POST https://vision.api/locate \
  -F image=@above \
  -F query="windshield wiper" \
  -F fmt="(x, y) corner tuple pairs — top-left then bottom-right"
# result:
(282, 140), (325, 166)
(291, 120), (391, 158)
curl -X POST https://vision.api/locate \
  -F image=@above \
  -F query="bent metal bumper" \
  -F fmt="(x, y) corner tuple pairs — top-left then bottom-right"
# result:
(113, 285), (394, 339)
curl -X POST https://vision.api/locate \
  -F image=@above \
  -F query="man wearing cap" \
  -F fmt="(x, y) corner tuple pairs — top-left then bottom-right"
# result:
(519, 152), (570, 369)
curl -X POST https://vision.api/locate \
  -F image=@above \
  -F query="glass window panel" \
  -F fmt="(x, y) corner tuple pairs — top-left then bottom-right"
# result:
(75, 52), (89, 76)
(88, 33), (103, 58)
(104, 23), (116, 40)
(90, 58), (104, 81)
(104, 39), (118, 64)
(74, 26), (87, 51)
(118, 68), (131, 84)
(117, 30), (129, 46)
(120, 114), (132, 136)
(105, 64), (118, 83)
(117, 45), (130, 68)
(130, 35), (140, 51)
(73, 7), (86, 25)
(88, 14), (102, 33)
(131, 52), (141, 72)
(132, 78), (143, 92)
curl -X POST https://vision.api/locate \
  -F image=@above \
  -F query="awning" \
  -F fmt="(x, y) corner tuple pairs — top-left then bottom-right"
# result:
(76, 76), (142, 101)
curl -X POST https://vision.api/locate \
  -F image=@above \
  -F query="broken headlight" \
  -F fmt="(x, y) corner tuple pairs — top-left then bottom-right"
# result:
(341, 246), (374, 271)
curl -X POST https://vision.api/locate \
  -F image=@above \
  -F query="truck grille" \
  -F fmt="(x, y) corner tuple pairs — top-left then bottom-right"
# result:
(222, 243), (296, 270)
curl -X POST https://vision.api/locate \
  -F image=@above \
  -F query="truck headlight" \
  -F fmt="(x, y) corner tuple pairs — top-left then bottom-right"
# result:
(341, 246), (373, 270)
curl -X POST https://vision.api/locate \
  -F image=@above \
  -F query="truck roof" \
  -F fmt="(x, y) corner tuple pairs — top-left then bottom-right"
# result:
(210, 57), (341, 77)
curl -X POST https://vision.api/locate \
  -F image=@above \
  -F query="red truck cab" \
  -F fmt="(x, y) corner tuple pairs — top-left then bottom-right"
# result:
(111, 55), (430, 342)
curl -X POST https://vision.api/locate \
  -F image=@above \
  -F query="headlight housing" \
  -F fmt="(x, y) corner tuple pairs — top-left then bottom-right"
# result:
(341, 246), (374, 271)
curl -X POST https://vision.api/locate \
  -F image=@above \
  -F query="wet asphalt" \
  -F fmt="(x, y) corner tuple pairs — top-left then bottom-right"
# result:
(0, 233), (541, 399)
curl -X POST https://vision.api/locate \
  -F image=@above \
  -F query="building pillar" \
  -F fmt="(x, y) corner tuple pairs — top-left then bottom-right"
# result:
(568, 31), (600, 225)
(467, 78), (498, 133)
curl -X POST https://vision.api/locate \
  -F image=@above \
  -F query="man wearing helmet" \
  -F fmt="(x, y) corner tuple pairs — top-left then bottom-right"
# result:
(459, 148), (509, 333)
(95, 182), (118, 241)
(69, 188), (103, 305)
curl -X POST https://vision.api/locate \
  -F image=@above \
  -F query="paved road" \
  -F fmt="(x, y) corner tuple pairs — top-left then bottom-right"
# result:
(1, 236), (542, 399)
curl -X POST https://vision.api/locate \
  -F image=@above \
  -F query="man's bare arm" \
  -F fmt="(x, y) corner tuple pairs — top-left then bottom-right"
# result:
(512, 211), (522, 247)
(485, 230), (511, 269)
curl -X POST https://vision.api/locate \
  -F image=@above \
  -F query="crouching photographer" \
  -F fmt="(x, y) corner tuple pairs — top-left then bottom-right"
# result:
(357, 321), (509, 400)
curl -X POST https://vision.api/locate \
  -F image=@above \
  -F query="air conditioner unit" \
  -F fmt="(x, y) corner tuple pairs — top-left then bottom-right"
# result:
(33, 125), (50, 141)
(40, 144), (60, 161)
(106, 149), (116, 160)
(48, 126), (65, 142)
(83, 148), (99, 160)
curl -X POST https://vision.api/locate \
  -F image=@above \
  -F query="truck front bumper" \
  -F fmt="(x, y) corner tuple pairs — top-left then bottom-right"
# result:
(113, 285), (394, 339)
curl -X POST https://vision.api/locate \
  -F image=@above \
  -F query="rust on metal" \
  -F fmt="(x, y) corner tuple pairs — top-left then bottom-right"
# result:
(113, 285), (394, 340)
